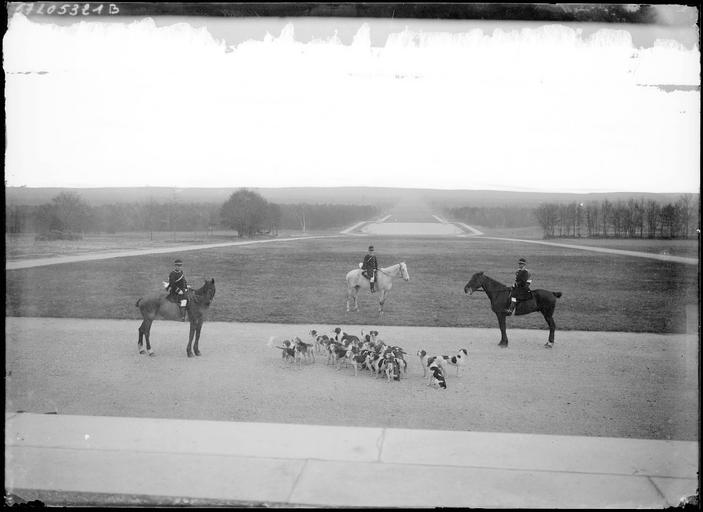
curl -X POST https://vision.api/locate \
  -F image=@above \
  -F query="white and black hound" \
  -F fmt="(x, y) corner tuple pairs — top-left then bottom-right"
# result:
(441, 349), (469, 376)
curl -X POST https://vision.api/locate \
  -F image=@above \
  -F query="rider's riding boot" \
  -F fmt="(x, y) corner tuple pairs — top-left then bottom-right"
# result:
(180, 307), (187, 322)
(370, 281), (375, 293)
(505, 300), (516, 315)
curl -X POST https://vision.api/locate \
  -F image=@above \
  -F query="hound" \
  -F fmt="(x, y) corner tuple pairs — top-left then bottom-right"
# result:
(276, 340), (295, 363)
(383, 354), (401, 382)
(427, 361), (447, 389)
(309, 330), (329, 354)
(441, 349), (469, 376)
(417, 349), (448, 380)
(348, 348), (371, 377)
(294, 337), (315, 365)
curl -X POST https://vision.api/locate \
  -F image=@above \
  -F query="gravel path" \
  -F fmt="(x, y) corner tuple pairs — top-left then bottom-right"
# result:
(5, 235), (340, 270)
(5, 317), (698, 441)
(480, 236), (698, 265)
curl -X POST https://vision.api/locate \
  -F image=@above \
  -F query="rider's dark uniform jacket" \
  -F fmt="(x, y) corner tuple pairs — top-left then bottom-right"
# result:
(362, 254), (378, 279)
(168, 269), (188, 297)
(511, 268), (532, 300)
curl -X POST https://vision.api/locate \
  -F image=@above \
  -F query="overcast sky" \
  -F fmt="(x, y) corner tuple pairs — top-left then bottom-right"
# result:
(4, 8), (700, 193)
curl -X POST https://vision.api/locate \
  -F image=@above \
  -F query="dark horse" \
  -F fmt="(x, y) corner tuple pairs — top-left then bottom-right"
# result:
(463, 272), (562, 348)
(136, 278), (216, 357)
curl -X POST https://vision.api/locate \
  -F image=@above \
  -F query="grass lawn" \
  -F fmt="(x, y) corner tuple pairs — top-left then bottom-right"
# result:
(5, 236), (698, 334)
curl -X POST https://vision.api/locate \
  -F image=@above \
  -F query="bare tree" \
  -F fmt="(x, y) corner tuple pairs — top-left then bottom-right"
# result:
(534, 203), (559, 238)
(584, 202), (599, 237)
(51, 192), (92, 233)
(677, 194), (693, 238)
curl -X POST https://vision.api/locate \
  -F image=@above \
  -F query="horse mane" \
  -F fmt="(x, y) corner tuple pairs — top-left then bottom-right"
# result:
(193, 278), (215, 295)
(482, 274), (510, 291)
(380, 263), (400, 273)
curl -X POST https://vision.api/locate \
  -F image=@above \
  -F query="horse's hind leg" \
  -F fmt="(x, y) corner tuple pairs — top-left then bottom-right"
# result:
(144, 321), (155, 356)
(138, 320), (154, 355)
(542, 312), (556, 348)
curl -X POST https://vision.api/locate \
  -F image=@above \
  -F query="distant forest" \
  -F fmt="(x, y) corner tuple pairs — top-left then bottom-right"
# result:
(446, 194), (700, 239)
(5, 190), (380, 237)
(6, 188), (699, 240)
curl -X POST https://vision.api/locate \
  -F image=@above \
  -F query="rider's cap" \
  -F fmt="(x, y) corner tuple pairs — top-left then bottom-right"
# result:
(174, 259), (183, 266)
(518, 258), (527, 264)
(368, 245), (374, 252)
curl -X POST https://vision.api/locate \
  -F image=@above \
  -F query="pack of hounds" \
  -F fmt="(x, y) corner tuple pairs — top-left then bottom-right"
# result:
(273, 327), (468, 389)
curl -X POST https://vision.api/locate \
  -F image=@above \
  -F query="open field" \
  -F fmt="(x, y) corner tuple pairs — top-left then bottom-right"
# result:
(5, 318), (698, 441)
(5, 236), (698, 333)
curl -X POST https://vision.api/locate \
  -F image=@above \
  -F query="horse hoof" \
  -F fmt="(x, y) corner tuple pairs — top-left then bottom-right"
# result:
(139, 350), (146, 355)
(148, 351), (155, 357)
(187, 352), (194, 358)
(498, 343), (508, 348)
(194, 350), (201, 357)
(544, 343), (553, 349)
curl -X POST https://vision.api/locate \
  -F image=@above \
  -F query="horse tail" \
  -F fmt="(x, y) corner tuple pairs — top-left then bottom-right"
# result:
(135, 298), (142, 308)
(553, 292), (562, 298)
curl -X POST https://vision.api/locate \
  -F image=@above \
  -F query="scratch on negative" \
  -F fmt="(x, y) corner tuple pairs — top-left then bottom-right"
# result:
(376, 429), (387, 462)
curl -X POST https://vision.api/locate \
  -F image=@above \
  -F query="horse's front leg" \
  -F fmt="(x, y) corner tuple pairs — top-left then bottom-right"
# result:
(193, 320), (203, 356)
(186, 322), (196, 358)
(378, 290), (387, 316)
(496, 313), (509, 347)
(138, 320), (146, 355)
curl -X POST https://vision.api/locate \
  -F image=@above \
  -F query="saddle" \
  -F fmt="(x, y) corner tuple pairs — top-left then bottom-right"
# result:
(166, 288), (191, 304)
(513, 294), (537, 315)
(515, 290), (533, 302)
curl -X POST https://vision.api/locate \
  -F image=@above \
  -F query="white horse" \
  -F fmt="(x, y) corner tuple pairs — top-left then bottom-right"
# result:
(346, 262), (410, 316)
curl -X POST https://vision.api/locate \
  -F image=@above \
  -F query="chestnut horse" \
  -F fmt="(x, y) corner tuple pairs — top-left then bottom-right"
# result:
(136, 278), (216, 357)
(464, 272), (561, 348)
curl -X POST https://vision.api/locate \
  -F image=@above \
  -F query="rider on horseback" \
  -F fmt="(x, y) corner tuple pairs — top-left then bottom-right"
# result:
(167, 259), (188, 321)
(362, 245), (378, 293)
(505, 257), (532, 315)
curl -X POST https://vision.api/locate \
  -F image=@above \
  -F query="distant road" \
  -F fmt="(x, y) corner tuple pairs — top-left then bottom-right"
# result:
(5, 235), (340, 270)
(479, 237), (698, 265)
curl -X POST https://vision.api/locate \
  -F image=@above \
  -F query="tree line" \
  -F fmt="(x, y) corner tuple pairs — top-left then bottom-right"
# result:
(5, 189), (380, 238)
(533, 195), (699, 239)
